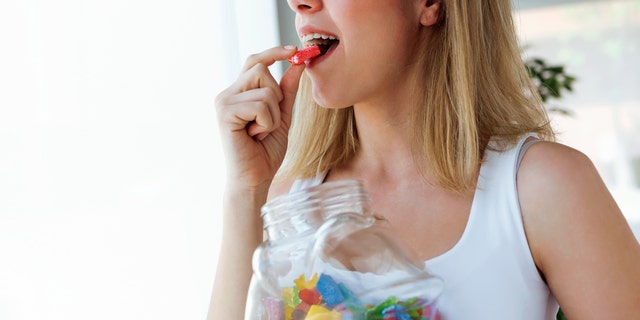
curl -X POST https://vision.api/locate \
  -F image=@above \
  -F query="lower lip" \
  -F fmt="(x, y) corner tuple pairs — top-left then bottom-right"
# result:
(307, 43), (338, 67)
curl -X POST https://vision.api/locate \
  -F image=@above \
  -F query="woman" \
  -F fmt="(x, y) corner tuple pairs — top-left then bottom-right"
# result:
(210, 0), (640, 318)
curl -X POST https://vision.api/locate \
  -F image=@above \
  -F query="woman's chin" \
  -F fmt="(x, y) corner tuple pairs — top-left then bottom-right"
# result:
(313, 100), (351, 109)
(312, 92), (352, 109)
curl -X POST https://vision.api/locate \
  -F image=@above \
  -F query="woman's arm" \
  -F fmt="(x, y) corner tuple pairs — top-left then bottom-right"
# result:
(209, 183), (269, 319)
(208, 46), (305, 319)
(518, 141), (640, 318)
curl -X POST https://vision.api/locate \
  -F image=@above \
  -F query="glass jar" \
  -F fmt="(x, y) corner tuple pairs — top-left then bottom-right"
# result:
(245, 180), (443, 320)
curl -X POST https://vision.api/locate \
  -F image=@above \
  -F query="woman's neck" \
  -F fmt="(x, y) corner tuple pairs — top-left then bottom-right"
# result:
(332, 59), (430, 183)
(340, 112), (417, 185)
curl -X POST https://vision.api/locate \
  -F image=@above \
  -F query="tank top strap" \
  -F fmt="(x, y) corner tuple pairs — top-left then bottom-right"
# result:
(289, 172), (328, 193)
(516, 135), (542, 170)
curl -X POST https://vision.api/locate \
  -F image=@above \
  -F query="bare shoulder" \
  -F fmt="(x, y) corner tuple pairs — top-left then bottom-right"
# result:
(517, 140), (640, 318)
(516, 141), (611, 238)
(267, 178), (294, 202)
(517, 140), (601, 204)
(516, 140), (621, 227)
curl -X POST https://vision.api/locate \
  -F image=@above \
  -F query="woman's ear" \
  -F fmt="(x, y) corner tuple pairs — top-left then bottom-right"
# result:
(419, 0), (441, 27)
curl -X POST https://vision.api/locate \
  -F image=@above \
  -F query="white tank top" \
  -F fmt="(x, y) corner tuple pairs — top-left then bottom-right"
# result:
(288, 134), (559, 319)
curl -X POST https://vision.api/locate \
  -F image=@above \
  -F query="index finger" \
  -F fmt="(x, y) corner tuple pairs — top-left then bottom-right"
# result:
(241, 45), (298, 72)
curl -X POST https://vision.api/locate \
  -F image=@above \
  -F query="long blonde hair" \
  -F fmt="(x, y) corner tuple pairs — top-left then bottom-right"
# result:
(279, 0), (554, 192)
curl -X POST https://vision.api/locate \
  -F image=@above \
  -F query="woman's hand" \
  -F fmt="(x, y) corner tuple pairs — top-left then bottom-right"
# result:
(215, 46), (305, 191)
(209, 46), (305, 320)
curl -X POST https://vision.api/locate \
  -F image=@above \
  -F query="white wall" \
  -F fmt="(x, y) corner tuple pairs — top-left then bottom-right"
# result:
(0, 0), (285, 317)
(0, 0), (228, 318)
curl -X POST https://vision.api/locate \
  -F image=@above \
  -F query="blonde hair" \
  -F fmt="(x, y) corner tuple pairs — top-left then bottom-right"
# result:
(279, 0), (554, 192)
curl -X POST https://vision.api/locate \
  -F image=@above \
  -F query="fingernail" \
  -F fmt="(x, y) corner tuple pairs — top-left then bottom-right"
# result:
(284, 45), (297, 50)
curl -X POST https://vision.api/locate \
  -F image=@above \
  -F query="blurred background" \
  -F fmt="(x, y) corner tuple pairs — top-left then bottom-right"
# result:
(0, 0), (637, 319)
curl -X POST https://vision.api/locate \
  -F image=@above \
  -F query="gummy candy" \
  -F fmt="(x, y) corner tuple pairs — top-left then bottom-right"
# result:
(264, 273), (438, 320)
(288, 45), (322, 65)
(264, 297), (284, 320)
(299, 288), (322, 305)
(305, 305), (341, 320)
(316, 274), (345, 307)
(295, 274), (319, 290)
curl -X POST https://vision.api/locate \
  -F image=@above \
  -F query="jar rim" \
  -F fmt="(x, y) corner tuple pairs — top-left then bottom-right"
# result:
(260, 179), (371, 229)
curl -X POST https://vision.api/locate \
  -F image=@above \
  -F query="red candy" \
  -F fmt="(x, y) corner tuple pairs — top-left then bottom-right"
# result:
(288, 45), (321, 65)
(298, 288), (322, 305)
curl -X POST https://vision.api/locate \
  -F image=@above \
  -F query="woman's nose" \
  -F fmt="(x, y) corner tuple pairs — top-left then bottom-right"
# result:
(287, 0), (322, 14)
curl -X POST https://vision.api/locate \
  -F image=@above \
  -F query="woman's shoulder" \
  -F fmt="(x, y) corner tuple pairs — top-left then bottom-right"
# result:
(267, 178), (295, 202)
(268, 172), (328, 202)
(517, 140), (595, 186)
(516, 140), (640, 318)
(516, 140), (607, 221)
(515, 140), (608, 237)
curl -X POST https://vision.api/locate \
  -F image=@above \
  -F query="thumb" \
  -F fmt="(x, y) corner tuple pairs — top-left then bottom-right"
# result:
(279, 63), (306, 127)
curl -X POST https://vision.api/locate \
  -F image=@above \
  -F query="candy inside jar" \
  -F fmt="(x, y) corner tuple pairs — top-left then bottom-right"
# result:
(265, 272), (439, 320)
(245, 180), (443, 320)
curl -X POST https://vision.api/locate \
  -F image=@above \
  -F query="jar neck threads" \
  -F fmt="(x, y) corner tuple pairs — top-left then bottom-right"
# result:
(261, 180), (372, 242)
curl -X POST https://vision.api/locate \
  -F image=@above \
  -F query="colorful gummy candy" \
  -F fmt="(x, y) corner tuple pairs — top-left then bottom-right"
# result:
(288, 45), (322, 65)
(264, 273), (437, 320)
